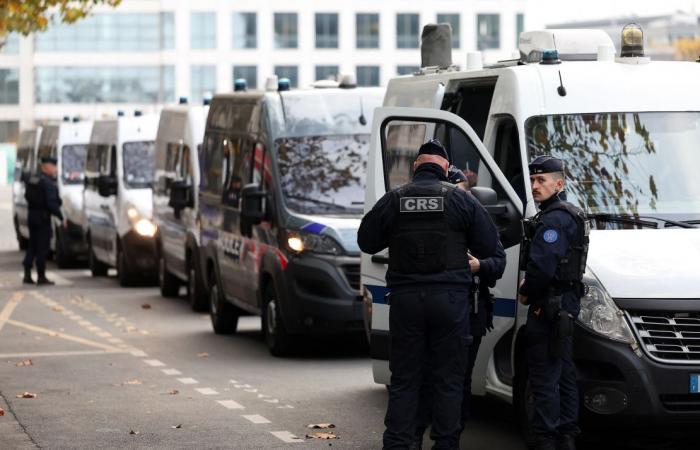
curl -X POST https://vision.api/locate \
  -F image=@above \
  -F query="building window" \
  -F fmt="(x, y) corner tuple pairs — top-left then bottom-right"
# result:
(356, 13), (379, 49)
(233, 12), (256, 49)
(1, 34), (19, 54)
(315, 13), (339, 49)
(274, 65), (298, 88)
(0, 69), (19, 104)
(191, 12), (216, 49)
(516, 13), (525, 46)
(477, 14), (500, 50)
(233, 66), (257, 89)
(357, 66), (380, 87)
(397, 65), (419, 76)
(0, 121), (19, 143)
(437, 13), (460, 49)
(397, 13), (419, 49)
(35, 66), (175, 103)
(315, 65), (339, 81)
(274, 13), (298, 49)
(191, 65), (216, 103)
(35, 13), (174, 51)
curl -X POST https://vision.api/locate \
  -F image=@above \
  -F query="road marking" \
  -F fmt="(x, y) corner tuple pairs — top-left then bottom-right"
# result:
(177, 377), (198, 385)
(217, 400), (245, 410)
(87, 326), (102, 332)
(107, 338), (123, 344)
(130, 349), (148, 357)
(0, 349), (127, 358)
(277, 405), (295, 409)
(78, 320), (91, 326)
(194, 387), (219, 395)
(97, 332), (112, 338)
(234, 384), (252, 389)
(0, 291), (24, 333)
(7, 320), (122, 352)
(263, 399), (280, 404)
(161, 368), (181, 376)
(242, 414), (271, 424)
(229, 379), (238, 384)
(244, 388), (258, 393)
(270, 431), (303, 443)
(144, 359), (165, 367)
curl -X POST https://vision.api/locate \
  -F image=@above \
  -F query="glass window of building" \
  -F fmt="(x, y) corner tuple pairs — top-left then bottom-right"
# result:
(35, 13), (174, 51)
(233, 66), (257, 89)
(477, 14), (500, 50)
(0, 121), (19, 143)
(315, 13), (339, 49)
(191, 12), (217, 49)
(274, 13), (298, 49)
(437, 13), (460, 49)
(1, 34), (19, 54)
(191, 65), (217, 103)
(233, 12), (257, 49)
(0, 69), (19, 104)
(396, 13), (419, 49)
(356, 13), (379, 49)
(274, 66), (298, 88)
(516, 13), (525, 46)
(315, 65), (339, 81)
(35, 66), (175, 103)
(397, 65), (419, 76)
(357, 66), (380, 87)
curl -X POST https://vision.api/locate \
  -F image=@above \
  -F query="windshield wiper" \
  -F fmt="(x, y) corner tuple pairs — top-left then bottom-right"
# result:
(589, 213), (697, 229)
(286, 195), (350, 211)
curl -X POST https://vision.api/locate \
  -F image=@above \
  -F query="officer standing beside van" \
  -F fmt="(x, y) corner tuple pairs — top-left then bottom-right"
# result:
(518, 156), (589, 450)
(358, 140), (499, 450)
(23, 156), (65, 285)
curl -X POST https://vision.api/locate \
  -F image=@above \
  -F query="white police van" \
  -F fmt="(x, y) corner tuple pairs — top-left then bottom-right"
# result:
(362, 26), (700, 432)
(13, 128), (41, 250)
(83, 112), (159, 286)
(36, 119), (93, 267)
(153, 100), (208, 309)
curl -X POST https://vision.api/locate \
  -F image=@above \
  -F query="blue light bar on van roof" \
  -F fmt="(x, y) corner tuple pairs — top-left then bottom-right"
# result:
(117, 110), (125, 117)
(203, 98), (211, 106)
(179, 96), (188, 104)
(540, 49), (561, 65)
(234, 78), (247, 92)
(134, 110), (143, 117)
(278, 78), (291, 92)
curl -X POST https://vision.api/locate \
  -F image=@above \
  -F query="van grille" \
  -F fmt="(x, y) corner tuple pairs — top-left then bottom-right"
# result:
(627, 310), (700, 364)
(342, 264), (361, 291)
(660, 394), (700, 412)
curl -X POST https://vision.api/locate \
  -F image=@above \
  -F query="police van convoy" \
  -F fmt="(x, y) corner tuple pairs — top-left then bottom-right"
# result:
(197, 77), (383, 355)
(13, 128), (41, 250)
(361, 25), (700, 431)
(83, 112), (160, 286)
(36, 119), (93, 267)
(153, 99), (209, 309)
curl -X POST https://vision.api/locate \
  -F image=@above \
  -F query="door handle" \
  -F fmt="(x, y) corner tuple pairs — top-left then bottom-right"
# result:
(100, 204), (110, 210)
(371, 255), (389, 265)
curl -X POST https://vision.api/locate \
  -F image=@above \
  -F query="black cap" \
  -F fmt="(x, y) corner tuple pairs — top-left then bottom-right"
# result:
(528, 155), (564, 175)
(41, 156), (58, 165)
(447, 165), (467, 184)
(418, 139), (449, 161)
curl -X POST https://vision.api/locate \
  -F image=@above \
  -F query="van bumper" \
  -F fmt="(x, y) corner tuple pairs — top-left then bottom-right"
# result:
(121, 230), (158, 276)
(280, 254), (364, 335)
(575, 325), (700, 431)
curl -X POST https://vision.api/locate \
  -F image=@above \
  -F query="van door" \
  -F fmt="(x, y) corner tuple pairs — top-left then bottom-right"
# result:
(93, 145), (117, 264)
(364, 106), (523, 385)
(158, 142), (187, 277)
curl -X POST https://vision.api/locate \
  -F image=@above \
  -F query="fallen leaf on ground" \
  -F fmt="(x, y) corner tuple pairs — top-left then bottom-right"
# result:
(51, 306), (64, 312)
(141, 304), (151, 309)
(139, 330), (151, 335)
(0, 407), (5, 416)
(48, 332), (57, 337)
(125, 326), (137, 332)
(307, 423), (336, 429)
(123, 379), (142, 385)
(16, 392), (36, 399)
(197, 352), (209, 358)
(171, 424), (182, 429)
(306, 432), (339, 440)
(129, 430), (139, 435)
(167, 389), (179, 395)
(15, 360), (33, 367)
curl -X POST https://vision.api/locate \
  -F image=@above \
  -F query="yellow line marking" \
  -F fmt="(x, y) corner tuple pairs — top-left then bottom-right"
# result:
(0, 291), (24, 333)
(0, 350), (127, 358)
(6, 320), (122, 352)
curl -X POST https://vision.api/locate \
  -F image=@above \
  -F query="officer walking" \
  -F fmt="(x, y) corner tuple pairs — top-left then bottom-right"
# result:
(23, 156), (65, 285)
(358, 140), (499, 450)
(518, 156), (589, 450)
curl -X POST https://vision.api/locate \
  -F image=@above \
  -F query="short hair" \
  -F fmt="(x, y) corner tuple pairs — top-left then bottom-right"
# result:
(551, 171), (565, 182)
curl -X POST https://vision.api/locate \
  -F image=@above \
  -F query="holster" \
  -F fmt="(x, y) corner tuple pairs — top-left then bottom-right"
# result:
(485, 293), (495, 332)
(539, 293), (574, 358)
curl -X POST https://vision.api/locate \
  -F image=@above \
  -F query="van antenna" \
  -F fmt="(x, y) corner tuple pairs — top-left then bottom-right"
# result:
(552, 35), (567, 97)
(358, 97), (367, 126)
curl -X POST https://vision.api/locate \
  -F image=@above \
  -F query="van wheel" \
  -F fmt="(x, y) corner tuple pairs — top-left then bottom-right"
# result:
(158, 251), (180, 297)
(117, 247), (134, 287)
(209, 272), (238, 334)
(88, 239), (108, 277)
(262, 283), (295, 357)
(54, 227), (71, 268)
(514, 352), (536, 446)
(187, 259), (208, 312)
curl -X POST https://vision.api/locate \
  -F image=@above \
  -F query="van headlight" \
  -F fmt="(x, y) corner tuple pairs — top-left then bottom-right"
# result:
(134, 219), (157, 237)
(578, 272), (636, 344)
(127, 205), (140, 221)
(286, 231), (343, 256)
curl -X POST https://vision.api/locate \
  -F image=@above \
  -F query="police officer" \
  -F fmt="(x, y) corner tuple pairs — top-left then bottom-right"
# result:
(23, 156), (65, 285)
(518, 156), (589, 450)
(358, 140), (499, 450)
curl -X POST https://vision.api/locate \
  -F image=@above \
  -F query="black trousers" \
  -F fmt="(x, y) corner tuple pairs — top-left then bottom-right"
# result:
(23, 221), (51, 277)
(383, 288), (470, 450)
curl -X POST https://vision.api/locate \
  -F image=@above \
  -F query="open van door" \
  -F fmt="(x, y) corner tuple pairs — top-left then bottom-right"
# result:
(363, 107), (524, 394)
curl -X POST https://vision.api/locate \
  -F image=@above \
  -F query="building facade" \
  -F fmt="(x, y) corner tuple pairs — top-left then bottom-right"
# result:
(0, 0), (533, 142)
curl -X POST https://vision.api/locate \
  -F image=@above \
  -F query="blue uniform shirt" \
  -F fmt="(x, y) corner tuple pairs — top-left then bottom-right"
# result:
(28, 172), (63, 223)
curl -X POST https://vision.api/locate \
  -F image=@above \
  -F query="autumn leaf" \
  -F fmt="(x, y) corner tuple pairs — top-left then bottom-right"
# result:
(15, 359), (33, 367)
(171, 424), (182, 429)
(122, 379), (142, 385)
(141, 304), (151, 309)
(307, 423), (336, 429)
(0, 407), (5, 416)
(16, 392), (37, 399)
(306, 432), (339, 440)
(129, 429), (139, 435)
(166, 389), (179, 395)
(197, 352), (209, 358)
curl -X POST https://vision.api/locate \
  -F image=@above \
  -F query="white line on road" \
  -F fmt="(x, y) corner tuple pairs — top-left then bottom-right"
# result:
(277, 405), (295, 409)
(107, 338), (124, 344)
(161, 368), (181, 375)
(0, 350), (127, 358)
(97, 332), (112, 338)
(244, 388), (258, 393)
(194, 387), (219, 395)
(234, 384), (252, 389)
(229, 379), (238, 384)
(270, 431), (303, 443)
(242, 414), (271, 424)
(144, 359), (165, 367)
(130, 349), (148, 357)
(263, 399), (280, 404)
(217, 400), (244, 410)
(177, 377), (199, 385)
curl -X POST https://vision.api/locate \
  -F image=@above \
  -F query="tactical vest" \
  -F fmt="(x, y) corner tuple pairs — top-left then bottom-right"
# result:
(25, 174), (46, 210)
(519, 200), (590, 283)
(388, 182), (468, 274)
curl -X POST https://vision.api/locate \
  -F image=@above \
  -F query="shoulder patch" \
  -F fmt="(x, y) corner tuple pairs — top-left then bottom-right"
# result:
(542, 229), (558, 243)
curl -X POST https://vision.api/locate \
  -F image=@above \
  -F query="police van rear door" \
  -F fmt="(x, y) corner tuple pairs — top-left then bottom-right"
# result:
(363, 107), (523, 386)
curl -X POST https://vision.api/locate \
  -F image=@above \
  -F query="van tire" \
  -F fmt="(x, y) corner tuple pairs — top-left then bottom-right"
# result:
(209, 272), (238, 334)
(88, 239), (108, 277)
(117, 246), (135, 287)
(54, 227), (71, 268)
(158, 251), (180, 297)
(514, 349), (535, 446)
(187, 259), (207, 312)
(262, 283), (295, 357)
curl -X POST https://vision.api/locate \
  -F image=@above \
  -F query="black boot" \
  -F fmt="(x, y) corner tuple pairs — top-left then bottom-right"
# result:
(36, 268), (54, 285)
(556, 433), (576, 450)
(408, 427), (425, 450)
(23, 266), (34, 284)
(531, 434), (557, 450)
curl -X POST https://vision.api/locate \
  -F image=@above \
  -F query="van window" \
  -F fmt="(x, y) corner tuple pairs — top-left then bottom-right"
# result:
(123, 141), (155, 188)
(494, 118), (526, 205)
(221, 137), (243, 208)
(444, 78), (497, 140)
(200, 134), (227, 195)
(61, 145), (88, 184)
(179, 145), (192, 183)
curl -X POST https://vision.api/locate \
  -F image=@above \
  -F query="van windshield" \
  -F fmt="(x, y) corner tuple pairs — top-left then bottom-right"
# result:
(61, 144), (88, 185)
(526, 112), (700, 220)
(123, 141), (155, 188)
(276, 134), (369, 215)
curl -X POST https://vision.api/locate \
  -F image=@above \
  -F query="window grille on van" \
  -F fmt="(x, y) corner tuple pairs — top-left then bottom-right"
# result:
(342, 264), (361, 291)
(626, 310), (700, 364)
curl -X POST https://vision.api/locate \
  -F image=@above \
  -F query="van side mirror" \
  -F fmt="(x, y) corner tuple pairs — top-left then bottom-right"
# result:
(169, 180), (193, 210)
(241, 183), (266, 225)
(98, 175), (117, 197)
(471, 186), (507, 215)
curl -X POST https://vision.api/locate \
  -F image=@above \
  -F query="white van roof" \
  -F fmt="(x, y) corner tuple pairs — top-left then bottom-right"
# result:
(91, 115), (159, 146)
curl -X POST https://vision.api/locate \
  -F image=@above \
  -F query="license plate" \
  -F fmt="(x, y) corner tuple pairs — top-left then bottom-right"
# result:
(691, 374), (700, 393)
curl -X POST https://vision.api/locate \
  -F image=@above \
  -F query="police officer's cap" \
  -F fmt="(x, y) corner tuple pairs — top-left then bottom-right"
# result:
(40, 156), (58, 165)
(418, 139), (450, 161)
(528, 155), (564, 175)
(447, 165), (468, 184)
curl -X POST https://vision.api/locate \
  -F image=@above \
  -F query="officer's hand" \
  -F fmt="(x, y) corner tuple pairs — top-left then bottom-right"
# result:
(518, 294), (529, 305)
(468, 254), (480, 273)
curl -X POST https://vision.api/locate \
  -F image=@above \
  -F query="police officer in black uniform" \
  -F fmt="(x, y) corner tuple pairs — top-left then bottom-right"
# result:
(358, 140), (499, 450)
(518, 156), (589, 450)
(23, 156), (65, 285)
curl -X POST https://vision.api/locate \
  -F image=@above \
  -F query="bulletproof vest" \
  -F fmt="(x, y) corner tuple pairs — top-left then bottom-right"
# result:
(25, 174), (46, 210)
(519, 200), (590, 282)
(388, 181), (468, 274)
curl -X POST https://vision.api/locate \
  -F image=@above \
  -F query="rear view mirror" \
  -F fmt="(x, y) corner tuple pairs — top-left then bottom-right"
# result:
(169, 180), (193, 210)
(241, 183), (266, 225)
(98, 175), (117, 197)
